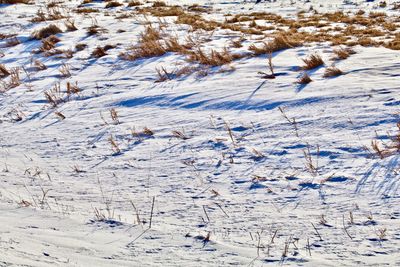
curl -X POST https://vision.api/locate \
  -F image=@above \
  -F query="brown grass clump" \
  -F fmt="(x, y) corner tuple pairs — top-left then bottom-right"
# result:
(249, 43), (270, 55)
(149, 6), (184, 17)
(31, 7), (66, 22)
(371, 122), (400, 159)
(87, 25), (108, 36)
(105, 1), (122, 8)
(176, 13), (219, 31)
(297, 73), (312, 84)
(65, 19), (78, 31)
(0, 0), (31, 4)
(164, 36), (193, 53)
(127, 1), (141, 7)
(74, 7), (98, 13)
(120, 25), (166, 60)
(302, 54), (324, 70)
(59, 63), (71, 77)
(44, 83), (63, 107)
(152, 1), (166, 7)
(7, 68), (21, 89)
(75, 43), (87, 51)
(323, 66), (343, 78)
(122, 40), (166, 60)
(267, 33), (302, 52)
(332, 47), (356, 60)
(32, 24), (62, 39)
(155, 65), (198, 82)
(385, 35), (400, 50)
(187, 48), (236, 66)
(39, 35), (60, 52)
(34, 60), (47, 71)
(90, 45), (115, 58)
(0, 64), (10, 78)
(91, 46), (107, 58)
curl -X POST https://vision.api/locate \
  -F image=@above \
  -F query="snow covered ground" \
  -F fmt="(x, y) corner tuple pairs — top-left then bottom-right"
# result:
(1, 0), (400, 266)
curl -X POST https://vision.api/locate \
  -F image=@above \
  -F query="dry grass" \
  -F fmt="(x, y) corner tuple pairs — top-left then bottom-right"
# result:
(332, 47), (356, 60)
(120, 25), (166, 60)
(297, 73), (312, 84)
(87, 24), (108, 36)
(0, 64), (10, 78)
(44, 83), (63, 107)
(105, 1), (122, 8)
(39, 35), (60, 52)
(65, 19), (78, 31)
(32, 24), (62, 39)
(108, 135), (121, 154)
(371, 122), (400, 159)
(45, 81), (80, 108)
(75, 43), (87, 51)
(155, 65), (198, 82)
(187, 48), (237, 66)
(302, 54), (324, 70)
(385, 35), (400, 50)
(109, 108), (119, 124)
(66, 81), (80, 96)
(91, 46), (107, 58)
(75, 7), (98, 13)
(152, 1), (166, 7)
(34, 60), (47, 71)
(31, 7), (66, 22)
(7, 68), (21, 89)
(128, 1), (141, 7)
(0, 0), (31, 4)
(59, 63), (71, 77)
(323, 66), (343, 78)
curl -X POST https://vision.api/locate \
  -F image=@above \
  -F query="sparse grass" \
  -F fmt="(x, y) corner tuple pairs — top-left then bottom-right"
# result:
(332, 47), (356, 60)
(172, 130), (189, 140)
(323, 66), (343, 78)
(109, 108), (119, 124)
(187, 48), (241, 66)
(38, 35), (60, 52)
(108, 135), (121, 154)
(152, 1), (166, 7)
(34, 60), (47, 71)
(87, 24), (108, 36)
(297, 72), (312, 84)
(302, 54), (324, 70)
(0, 0), (31, 4)
(32, 24), (62, 39)
(120, 25), (166, 60)
(8, 67), (21, 89)
(31, 7), (66, 22)
(91, 46), (107, 58)
(127, 0), (141, 7)
(75, 43), (87, 51)
(59, 63), (71, 77)
(74, 7), (98, 14)
(155, 65), (198, 82)
(105, 1), (122, 8)
(371, 122), (400, 159)
(65, 19), (78, 31)
(44, 83), (63, 107)
(0, 64), (10, 78)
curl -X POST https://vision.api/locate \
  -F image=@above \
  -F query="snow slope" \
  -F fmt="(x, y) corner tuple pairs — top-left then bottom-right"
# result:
(1, 0), (400, 266)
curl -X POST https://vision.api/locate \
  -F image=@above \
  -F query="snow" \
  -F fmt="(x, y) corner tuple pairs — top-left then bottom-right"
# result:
(1, 0), (400, 265)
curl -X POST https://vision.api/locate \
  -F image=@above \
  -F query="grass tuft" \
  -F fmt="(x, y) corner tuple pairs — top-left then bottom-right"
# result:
(302, 54), (324, 70)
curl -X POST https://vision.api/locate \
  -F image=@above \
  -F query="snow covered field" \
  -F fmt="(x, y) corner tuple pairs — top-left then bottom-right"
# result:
(1, 0), (400, 265)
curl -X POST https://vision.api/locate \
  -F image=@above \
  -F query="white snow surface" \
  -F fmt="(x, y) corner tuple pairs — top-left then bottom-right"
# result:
(1, 0), (400, 266)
